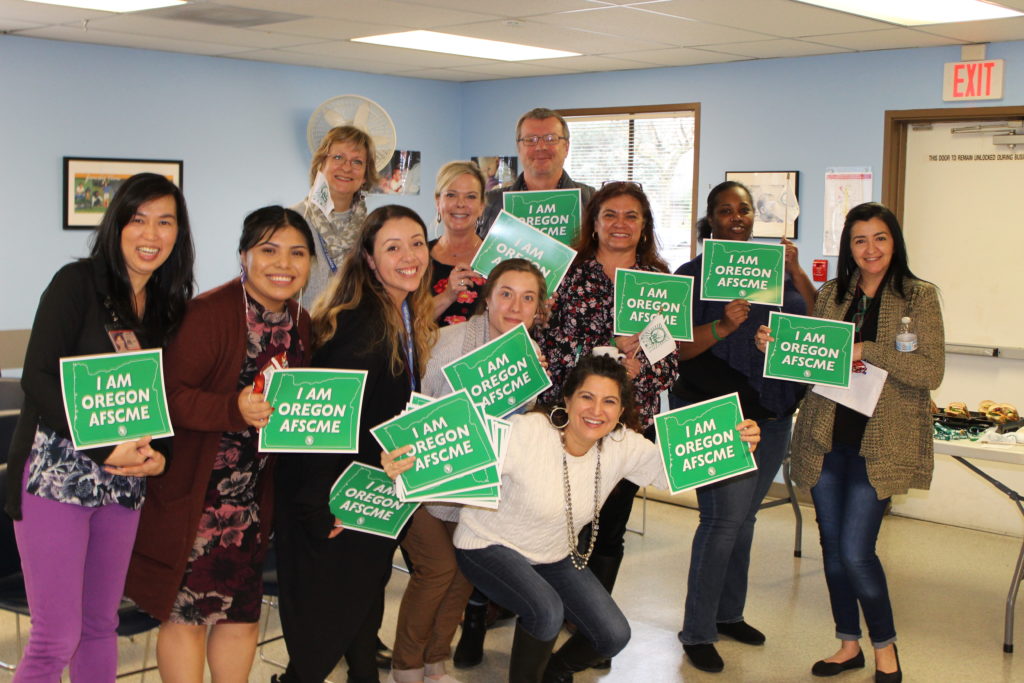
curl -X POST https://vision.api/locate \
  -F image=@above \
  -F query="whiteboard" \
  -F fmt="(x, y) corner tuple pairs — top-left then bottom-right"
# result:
(903, 122), (1024, 348)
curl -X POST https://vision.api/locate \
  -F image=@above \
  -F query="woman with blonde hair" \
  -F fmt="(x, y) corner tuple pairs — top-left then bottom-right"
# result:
(274, 205), (438, 683)
(294, 125), (380, 309)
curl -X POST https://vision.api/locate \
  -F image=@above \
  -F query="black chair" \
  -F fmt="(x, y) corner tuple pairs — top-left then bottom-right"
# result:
(0, 464), (161, 679)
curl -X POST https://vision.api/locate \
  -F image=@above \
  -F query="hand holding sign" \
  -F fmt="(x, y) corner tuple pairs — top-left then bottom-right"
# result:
(239, 386), (272, 428)
(381, 444), (415, 480)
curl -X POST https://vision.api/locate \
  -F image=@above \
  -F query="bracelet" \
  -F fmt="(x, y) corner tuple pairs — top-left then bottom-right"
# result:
(711, 319), (724, 342)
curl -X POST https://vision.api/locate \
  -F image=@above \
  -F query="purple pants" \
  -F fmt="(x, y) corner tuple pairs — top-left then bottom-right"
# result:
(12, 480), (140, 682)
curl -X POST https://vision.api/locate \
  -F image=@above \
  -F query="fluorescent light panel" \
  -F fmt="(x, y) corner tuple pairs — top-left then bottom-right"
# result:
(26, 0), (184, 11)
(795, 0), (1022, 25)
(353, 30), (579, 61)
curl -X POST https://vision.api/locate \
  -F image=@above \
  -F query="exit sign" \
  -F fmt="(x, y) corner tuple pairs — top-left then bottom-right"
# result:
(943, 59), (1004, 101)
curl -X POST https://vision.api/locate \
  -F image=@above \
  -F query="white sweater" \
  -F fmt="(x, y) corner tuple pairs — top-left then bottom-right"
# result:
(454, 412), (668, 564)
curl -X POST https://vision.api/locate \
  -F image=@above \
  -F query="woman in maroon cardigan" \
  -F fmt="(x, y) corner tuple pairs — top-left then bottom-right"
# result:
(125, 206), (314, 682)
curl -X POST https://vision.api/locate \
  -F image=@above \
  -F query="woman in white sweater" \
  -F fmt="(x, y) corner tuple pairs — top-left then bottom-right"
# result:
(383, 355), (760, 682)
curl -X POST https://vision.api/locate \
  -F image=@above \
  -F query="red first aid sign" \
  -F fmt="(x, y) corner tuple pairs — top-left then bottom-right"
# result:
(943, 60), (1004, 101)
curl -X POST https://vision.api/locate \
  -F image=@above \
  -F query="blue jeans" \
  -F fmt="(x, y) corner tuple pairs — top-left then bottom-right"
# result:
(679, 416), (792, 644)
(811, 444), (896, 647)
(455, 545), (631, 658)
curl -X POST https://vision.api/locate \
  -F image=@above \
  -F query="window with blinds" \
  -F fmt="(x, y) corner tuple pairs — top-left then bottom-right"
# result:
(562, 105), (699, 269)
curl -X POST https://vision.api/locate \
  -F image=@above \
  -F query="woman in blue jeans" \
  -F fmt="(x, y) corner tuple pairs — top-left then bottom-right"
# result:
(670, 181), (816, 673)
(769, 203), (944, 683)
(383, 354), (762, 682)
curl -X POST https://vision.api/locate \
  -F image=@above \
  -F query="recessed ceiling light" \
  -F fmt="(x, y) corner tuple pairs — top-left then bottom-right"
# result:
(25, 0), (185, 11)
(794, 0), (1022, 25)
(352, 30), (579, 61)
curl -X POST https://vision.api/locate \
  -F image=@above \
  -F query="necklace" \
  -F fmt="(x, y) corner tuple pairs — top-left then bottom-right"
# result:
(560, 430), (602, 571)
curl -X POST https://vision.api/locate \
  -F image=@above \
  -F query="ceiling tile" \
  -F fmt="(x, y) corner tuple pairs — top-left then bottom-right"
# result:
(914, 17), (1024, 43)
(528, 5), (774, 46)
(519, 54), (655, 72)
(383, 67), (481, 81)
(0, 0), (108, 24)
(707, 38), (851, 59)
(225, 48), (409, 74)
(228, 0), (500, 28)
(447, 61), (579, 77)
(16, 25), (250, 56)
(607, 45), (748, 66)
(440, 18), (668, 53)
(396, 0), (595, 15)
(281, 40), (492, 69)
(643, 0), (890, 37)
(808, 28), (966, 51)
(0, 18), (41, 32)
(254, 17), (398, 40)
(81, 15), (315, 49)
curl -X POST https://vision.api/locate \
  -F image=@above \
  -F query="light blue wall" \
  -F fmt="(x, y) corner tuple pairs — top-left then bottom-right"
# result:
(460, 40), (1024, 273)
(0, 35), (460, 329)
(4, 33), (1024, 332)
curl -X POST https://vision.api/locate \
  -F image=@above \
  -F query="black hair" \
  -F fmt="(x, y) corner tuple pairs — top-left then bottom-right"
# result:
(835, 202), (920, 303)
(697, 180), (754, 242)
(539, 354), (642, 433)
(239, 206), (316, 255)
(89, 172), (195, 345)
(573, 181), (667, 272)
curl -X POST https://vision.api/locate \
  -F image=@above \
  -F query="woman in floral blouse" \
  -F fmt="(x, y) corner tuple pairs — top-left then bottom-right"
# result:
(125, 206), (313, 681)
(428, 161), (487, 326)
(537, 181), (679, 667)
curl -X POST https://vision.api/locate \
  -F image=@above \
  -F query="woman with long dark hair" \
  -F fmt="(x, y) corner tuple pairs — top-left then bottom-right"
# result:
(126, 206), (314, 682)
(762, 203), (943, 682)
(274, 205), (438, 683)
(7, 173), (195, 680)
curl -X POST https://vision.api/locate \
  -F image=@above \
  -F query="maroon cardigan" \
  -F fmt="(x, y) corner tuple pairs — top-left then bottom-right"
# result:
(124, 279), (311, 621)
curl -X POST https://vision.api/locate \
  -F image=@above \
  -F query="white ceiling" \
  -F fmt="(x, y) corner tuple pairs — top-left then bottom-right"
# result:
(3, 0), (1024, 81)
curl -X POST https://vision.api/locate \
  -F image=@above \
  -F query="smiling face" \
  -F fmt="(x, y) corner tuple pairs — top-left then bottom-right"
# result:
(595, 194), (644, 258)
(518, 116), (569, 186)
(563, 374), (624, 456)
(486, 269), (542, 337)
(366, 217), (429, 307)
(849, 216), (893, 282)
(120, 194), (178, 292)
(241, 225), (312, 312)
(709, 186), (754, 241)
(437, 172), (485, 235)
(319, 140), (368, 205)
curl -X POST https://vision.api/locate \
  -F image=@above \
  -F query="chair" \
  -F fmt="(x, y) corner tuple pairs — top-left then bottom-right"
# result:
(0, 409), (19, 465)
(257, 543), (286, 670)
(0, 378), (23, 411)
(0, 465), (161, 679)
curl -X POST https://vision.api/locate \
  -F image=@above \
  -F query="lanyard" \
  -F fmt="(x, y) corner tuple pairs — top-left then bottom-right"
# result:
(315, 230), (338, 275)
(401, 300), (418, 391)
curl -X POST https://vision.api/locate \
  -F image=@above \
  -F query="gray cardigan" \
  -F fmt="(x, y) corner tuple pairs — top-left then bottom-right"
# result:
(790, 275), (945, 499)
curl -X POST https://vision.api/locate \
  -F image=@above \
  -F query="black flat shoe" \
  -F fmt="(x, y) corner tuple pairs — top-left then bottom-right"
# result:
(874, 644), (901, 683)
(716, 620), (766, 645)
(811, 650), (865, 677)
(683, 643), (724, 673)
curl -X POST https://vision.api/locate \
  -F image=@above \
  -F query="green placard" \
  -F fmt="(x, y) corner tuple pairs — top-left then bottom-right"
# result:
(59, 349), (173, 450)
(371, 389), (498, 496)
(700, 239), (785, 305)
(613, 268), (694, 341)
(654, 392), (757, 494)
(763, 312), (855, 388)
(471, 210), (577, 296)
(502, 189), (582, 246)
(441, 324), (551, 417)
(328, 462), (419, 539)
(258, 369), (367, 453)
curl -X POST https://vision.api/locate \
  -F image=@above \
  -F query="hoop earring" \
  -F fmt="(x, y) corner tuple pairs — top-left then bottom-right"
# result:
(609, 421), (627, 442)
(592, 231), (598, 241)
(548, 406), (569, 429)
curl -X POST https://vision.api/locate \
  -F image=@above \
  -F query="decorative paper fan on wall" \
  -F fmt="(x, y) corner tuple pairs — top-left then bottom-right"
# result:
(306, 95), (397, 173)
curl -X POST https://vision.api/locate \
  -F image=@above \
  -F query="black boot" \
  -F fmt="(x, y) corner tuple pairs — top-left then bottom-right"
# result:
(453, 601), (487, 668)
(509, 623), (557, 683)
(542, 633), (606, 683)
(584, 554), (622, 669)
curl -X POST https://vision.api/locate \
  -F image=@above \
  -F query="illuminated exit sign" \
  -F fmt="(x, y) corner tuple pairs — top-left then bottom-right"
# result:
(943, 59), (1004, 101)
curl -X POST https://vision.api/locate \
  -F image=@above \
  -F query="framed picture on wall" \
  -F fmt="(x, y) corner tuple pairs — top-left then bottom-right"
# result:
(725, 170), (799, 239)
(63, 157), (183, 230)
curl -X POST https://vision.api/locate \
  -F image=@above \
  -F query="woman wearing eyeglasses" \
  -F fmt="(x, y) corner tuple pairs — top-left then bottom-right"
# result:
(293, 126), (380, 310)
(535, 181), (679, 666)
(671, 181), (816, 674)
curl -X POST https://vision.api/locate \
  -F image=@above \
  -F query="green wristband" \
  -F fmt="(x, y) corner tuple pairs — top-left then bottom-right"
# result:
(711, 319), (723, 342)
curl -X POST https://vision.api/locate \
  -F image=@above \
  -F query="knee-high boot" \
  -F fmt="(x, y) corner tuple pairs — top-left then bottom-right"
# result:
(453, 601), (487, 668)
(509, 623), (557, 683)
(541, 633), (606, 683)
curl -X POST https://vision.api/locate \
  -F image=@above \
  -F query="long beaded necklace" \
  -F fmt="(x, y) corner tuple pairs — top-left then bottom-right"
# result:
(560, 430), (602, 571)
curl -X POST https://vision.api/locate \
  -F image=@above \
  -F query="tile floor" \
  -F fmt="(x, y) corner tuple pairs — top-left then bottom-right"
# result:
(2, 495), (1022, 682)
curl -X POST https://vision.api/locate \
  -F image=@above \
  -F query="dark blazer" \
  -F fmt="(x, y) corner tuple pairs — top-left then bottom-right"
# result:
(6, 259), (154, 519)
(124, 279), (311, 621)
(274, 301), (414, 682)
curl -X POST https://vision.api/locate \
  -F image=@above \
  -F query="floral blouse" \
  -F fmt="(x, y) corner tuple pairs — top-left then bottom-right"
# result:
(537, 258), (680, 430)
(429, 240), (486, 327)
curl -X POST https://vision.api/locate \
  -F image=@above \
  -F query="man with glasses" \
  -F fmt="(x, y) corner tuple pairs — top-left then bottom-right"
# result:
(479, 107), (596, 236)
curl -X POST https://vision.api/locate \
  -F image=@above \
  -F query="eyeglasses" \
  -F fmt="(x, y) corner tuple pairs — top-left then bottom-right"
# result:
(516, 134), (568, 146)
(327, 154), (365, 168)
(601, 180), (644, 191)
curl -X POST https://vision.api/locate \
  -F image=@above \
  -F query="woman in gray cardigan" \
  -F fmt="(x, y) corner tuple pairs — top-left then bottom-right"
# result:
(759, 203), (943, 683)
